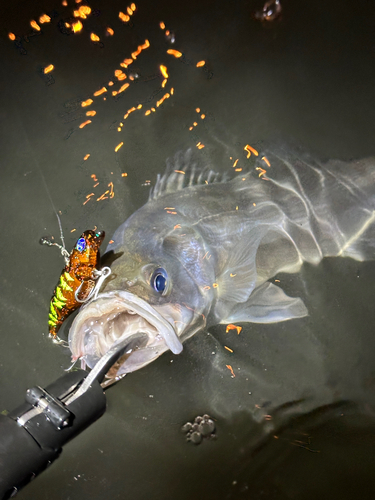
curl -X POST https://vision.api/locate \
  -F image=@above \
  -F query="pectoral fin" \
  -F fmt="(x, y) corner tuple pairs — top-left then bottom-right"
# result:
(219, 282), (308, 324)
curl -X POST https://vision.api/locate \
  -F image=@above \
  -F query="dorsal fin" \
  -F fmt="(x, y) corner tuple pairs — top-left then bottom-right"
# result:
(148, 149), (229, 201)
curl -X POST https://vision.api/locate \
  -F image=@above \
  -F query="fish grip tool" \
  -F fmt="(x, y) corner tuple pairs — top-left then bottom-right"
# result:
(0, 332), (148, 500)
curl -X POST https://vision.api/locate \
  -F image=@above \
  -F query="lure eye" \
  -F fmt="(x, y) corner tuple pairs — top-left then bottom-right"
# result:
(152, 268), (168, 294)
(76, 238), (86, 252)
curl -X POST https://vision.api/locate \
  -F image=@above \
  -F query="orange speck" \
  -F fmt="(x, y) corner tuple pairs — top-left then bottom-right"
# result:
(170, 87), (174, 95)
(174, 224), (181, 230)
(224, 346), (233, 353)
(121, 172), (128, 177)
(174, 170), (185, 174)
(233, 159), (239, 167)
(262, 156), (271, 167)
(275, 279), (280, 282)
(79, 120), (92, 128)
(151, 107), (156, 112)
(230, 273), (237, 277)
(108, 81), (114, 86)
(256, 167), (267, 177)
(189, 127), (193, 131)
(145, 110), (151, 116)
(137, 104), (142, 109)
(106, 27), (114, 35)
(30, 20), (41, 31)
(196, 108), (201, 113)
(72, 20), (83, 32)
(197, 143), (205, 150)
(81, 99), (93, 107)
(86, 110), (96, 116)
(109, 240), (114, 244)
(115, 142), (124, 152)
(62, 0), (67, 5)
(127, 6), (133, 15)
(160, 21), (165, 30)
(167, 49), (182, 58)
(93, 182), (99, 187)
(91, 174), (98, 181)
(213, 283), (218, 288)
(114, 69), (124, 77)
(90, 33), (100, 42)
(108, 181), (114, 198)
(119, 82), (130, 93)
(193, 122), (198, 126)
(83, 154), (90, 160)
(131, 3), (136, 11)
(160, 65), (169, 78)
(226, 324), (242, 335)
(203, 285), (211, 290)
(71, 228), (76, 232)
(39, 14), (51, 24)
(43, 64), (54, 74)
(235, 168), (242, 172)
(8, 33), (16, 41)
(253, 202), (256, 206)
(161, 78), (168, 88)
(201, 114), (205, 119)
(196, 60), (205, 67)
(244, 144), (259, 157)
(226, 365), (235, 377)
(119, 12), (130, 22)
(166, 211), (177, 214)
(83, 193), (94, 205)
(93, 87), (107, 97)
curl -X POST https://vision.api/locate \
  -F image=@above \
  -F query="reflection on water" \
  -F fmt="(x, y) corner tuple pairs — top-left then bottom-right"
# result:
(1, 0), (375, 498)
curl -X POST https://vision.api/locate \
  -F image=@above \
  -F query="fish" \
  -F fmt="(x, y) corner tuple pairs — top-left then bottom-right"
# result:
(48, 229), (106, 340)
(68, 149), (375, 382)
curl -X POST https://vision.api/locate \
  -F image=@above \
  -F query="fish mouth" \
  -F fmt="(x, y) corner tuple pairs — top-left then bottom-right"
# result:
(68, 290), (183, 377)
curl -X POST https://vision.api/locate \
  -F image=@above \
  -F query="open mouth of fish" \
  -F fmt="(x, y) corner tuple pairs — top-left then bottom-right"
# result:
(68, 290), (183, 378)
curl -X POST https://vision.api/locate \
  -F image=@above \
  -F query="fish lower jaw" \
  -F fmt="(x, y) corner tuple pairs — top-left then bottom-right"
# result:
(68, 290), (183, 374)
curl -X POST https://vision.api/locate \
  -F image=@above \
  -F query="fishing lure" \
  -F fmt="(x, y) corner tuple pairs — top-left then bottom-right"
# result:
(42, 229), (110, 342)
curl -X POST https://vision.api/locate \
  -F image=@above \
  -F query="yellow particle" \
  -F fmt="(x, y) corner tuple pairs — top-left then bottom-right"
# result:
(131, 3), (136, 11)
(90, 33), (100, 42)
(193, 122), (198, 127)
(161, 78), (167, 88)
(8, 33), (16, 41)
(170, 87), (174, 95)
(196, 60), (206, 67)
(79, 120), (92, 128)
(196, 108), (201, 113)
(39, 14), (51, 24)
(84, 154), (90, 160)
(86, 110), (96, 116)
(81, 99), (94, 108)
(167, 49), (182, 58)
(201, 114), (205, 119)
(93, 87), (107, 97)
(160, 21), (165, 29)
(106, 27), (114, 35)
(43, 64), (54, 74)
(30, 20), (41, 31)
(224, 346), (233, 353)
(119, 12), (130, 22)
(72, 20), (83, 32)
(115, 142), (124, 152)
(160, 65), (168, 78)
(62, 0), (67, 5)
(145, 110), (151, 116)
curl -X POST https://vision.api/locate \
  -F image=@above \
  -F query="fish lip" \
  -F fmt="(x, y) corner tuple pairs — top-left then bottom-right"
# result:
(68, 290), (183, 366)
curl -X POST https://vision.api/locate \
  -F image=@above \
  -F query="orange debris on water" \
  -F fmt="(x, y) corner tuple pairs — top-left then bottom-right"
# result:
(256, 167), (267, 177)
(81, 98), (93, 107)
(8, 33), (16, 40)
(166, 211), (177, 214)
(160, 21), (165, 29)
(71, 228), (76, 232)
(97, 190), (109, 201)
(91, 174), (98, 182)
(119, 12), (130, 22)
(83, 193), (94, 205)
(115, 142), (124, 152)
(167, 49), (182, 58)
(145, 110), (151, 116)
(43, 64), (54, 74)
(121, 172), (128, 177)
(262, 156), (271, 167)
(74, 5), (91, 18)
(226, 324), (242, 335)
(233, 159), (239, 168)
(160, 65), (168, 78)
(79, 120), (91, 128)
(109, 239), (114, 244)
(201, 114), (205, 119)
(62, 0), (67, 5)
(118, 83), (130, 94)
(230, 273), (237, 277)
(196, 60), (205, 67)
(174, 170), (185, 174)
(39, 14), (51, 24)
(197, 143), (205, 150)
(161, 79), (167, 88)
(244, 144), (259, 158)
(213, 283), (218, 288)
(93, 182), (99, 187)
(30, 20), (41, 31)
(93, 87), (107, 97)
(86, 110), (96, 116)
(72, 20), (83, 32)
(108, 182), (114, 198)
(90, 33), (100, 42)
(170, 88), (174, 95)
(131, 3), (136, 11)
(235, 168), (242, 172)
(226, 365), (236, 377)
(127, 6), (133, 15)
(224, 346), (233, 353)
(83, 154), (90, 160)
(106, 27), (114, 35)
(174, 224), (181, 230)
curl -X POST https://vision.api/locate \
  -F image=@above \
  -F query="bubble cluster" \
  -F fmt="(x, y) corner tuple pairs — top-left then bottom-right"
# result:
(181, 414), (216, 444)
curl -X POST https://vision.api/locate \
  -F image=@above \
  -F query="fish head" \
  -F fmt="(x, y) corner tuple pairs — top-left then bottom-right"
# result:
(68, 216), (216, 379)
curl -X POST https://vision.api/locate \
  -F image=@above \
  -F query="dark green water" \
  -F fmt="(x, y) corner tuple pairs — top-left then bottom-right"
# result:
(1, 0), (375, 498)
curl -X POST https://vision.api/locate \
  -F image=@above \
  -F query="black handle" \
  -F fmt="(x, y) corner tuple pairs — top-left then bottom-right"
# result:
(0, 369), (106, 499)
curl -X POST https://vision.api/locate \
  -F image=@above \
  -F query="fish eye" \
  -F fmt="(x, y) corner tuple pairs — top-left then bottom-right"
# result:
(76, 238), (86, 252)
(152, 268), (168, 294)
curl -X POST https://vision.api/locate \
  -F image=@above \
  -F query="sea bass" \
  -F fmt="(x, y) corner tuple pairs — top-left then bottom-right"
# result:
(68, 149), (375, 381)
